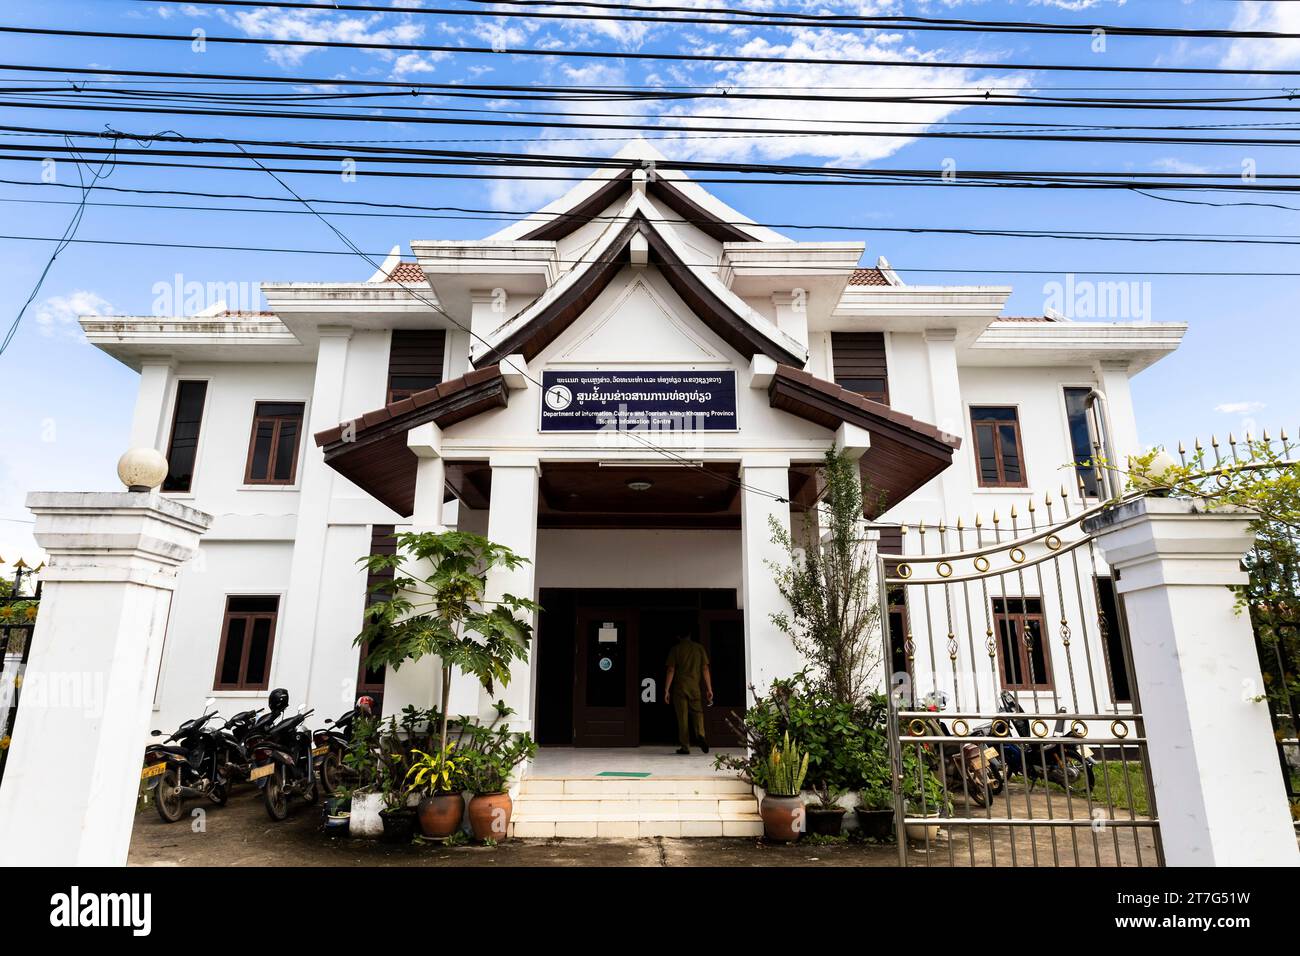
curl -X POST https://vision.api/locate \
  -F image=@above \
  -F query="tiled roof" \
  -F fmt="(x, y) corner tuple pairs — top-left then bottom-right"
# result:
(848, 268), (890, 286)
(313, 365), (504, 448)
(384, 261), (426, 284)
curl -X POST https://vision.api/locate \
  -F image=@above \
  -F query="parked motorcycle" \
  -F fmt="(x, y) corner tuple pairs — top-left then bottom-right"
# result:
(989, 691), (1097, 795)
(141, 697), (231, 823)
(210, 706), (269, 787)
(250, 699), (321, 821)
(314, 695), (374, 795)
(916, 692), (1001, 807)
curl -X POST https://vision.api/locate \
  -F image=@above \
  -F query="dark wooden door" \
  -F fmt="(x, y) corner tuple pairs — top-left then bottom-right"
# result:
(700, 610), (745, 746)
(573, 609), (638, 746)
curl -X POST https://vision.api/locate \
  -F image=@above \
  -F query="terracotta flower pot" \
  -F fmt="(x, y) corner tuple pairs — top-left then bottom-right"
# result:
(417, 792), (464, 839)
(760, 794), (804, 843)
(468, 791), (514, 842)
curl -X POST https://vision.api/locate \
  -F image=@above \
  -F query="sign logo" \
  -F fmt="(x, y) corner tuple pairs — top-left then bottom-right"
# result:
(544, 383), (573, 411)
(539, 369), (737, 433)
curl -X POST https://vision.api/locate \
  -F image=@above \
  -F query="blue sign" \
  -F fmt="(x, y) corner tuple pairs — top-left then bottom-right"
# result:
(540, 369), (738, 432)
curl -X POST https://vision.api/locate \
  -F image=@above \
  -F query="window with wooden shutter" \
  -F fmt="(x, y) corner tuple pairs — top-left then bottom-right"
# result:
(244, 402), (305, 485)
(970, 406), (1028, 488)
(387, 329), (446, 403)
(213, 596), (279, 690)
(830, 331), (889, 404)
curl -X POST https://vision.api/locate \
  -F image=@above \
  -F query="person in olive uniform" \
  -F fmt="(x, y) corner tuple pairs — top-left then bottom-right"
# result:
(664, 633), (713, 754)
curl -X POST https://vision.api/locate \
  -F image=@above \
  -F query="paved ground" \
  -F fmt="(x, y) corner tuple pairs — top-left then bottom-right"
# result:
(128, 788), (898, 867)
(128, 783), (1158, 867)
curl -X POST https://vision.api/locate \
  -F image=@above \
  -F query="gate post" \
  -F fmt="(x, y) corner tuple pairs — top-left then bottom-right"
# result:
(0, 489), (209, 866)
(1084, 496), (1298, 866)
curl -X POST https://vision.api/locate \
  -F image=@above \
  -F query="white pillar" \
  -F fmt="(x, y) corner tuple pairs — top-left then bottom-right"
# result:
(923, 328), (967, 517)
(130, 358), (174, 450)
(482, 456), (540, 733)
(0, 492), (209, 866)
(1086, 497), (1299, 867)
(740, 455), (799, 691)
(278, 326), (351, 708)
(379, 425), (447, 719)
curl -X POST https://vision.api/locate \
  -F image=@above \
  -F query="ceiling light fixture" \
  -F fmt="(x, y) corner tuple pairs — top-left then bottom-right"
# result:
(626, 479), (653, 492)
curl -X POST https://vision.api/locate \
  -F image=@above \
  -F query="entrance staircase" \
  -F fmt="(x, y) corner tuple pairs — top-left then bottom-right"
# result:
(509, 774), (763, 839)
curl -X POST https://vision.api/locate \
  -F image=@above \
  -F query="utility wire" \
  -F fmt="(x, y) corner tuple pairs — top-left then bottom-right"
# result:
(131, 0), (1300, 41)
(7, 232), (1298, 276)
(10, 25), (1300, 77)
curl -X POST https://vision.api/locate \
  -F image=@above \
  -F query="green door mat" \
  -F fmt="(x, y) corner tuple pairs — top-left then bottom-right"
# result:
(596, 771), (651, 777)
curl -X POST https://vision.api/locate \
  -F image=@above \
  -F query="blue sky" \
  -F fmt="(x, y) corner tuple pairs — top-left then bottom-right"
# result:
(1, 0), (1298, 562)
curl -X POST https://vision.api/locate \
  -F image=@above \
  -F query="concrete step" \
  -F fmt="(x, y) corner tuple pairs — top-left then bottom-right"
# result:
(509, 774), (761, 839)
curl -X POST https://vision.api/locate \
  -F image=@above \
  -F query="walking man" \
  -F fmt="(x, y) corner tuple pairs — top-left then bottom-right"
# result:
(664, 632), (713, 754)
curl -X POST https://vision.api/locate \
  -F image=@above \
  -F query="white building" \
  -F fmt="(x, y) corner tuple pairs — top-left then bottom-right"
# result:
(82, 144), (1186, 745)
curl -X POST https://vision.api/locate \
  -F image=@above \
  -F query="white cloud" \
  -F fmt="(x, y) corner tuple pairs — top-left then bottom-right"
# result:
(1214, 401), (1266, 415)
(1151, 158), (1210, 176)
(215, 6), (427, 67)
(34, 291), (115, 344)
(1221, 2), (1300, 71)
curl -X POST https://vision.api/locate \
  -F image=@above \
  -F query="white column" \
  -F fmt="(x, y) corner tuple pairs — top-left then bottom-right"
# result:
(1086, 497), (1299, 867)
(380, 424), (446, 718)
(923, 328), (967, 517)
(277, 326), (351, 707)
(481, 456), (540, 732)
(0, 492), (209, 866)
(771, 292), (809, 356)
(130, 358), (174, 450)
(740, 455), (800, 690)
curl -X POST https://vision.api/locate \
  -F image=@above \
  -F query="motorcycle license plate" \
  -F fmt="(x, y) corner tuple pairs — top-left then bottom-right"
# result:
(311, 745), (330, 757)
(249, 764), (275, 782)
(140, 762), (167, 781)
(984, 748), (998, 761)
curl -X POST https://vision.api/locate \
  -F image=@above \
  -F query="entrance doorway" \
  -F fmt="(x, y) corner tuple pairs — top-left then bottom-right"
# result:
(536, 589), (745, 748)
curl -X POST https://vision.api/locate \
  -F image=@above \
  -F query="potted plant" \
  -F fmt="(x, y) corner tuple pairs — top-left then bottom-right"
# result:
(357, 529), (538, 838)
(405, 745), (465, 839)
(902, 757), (949, 845)
(323, 788), (352, 830)
(854, 781), (895, 841)
(757, 732), (809, 843)
(460, 704), (537, 842)
(805, 783), (847, 837)
(375, 722), (418, 843)
(342, 715), (384, 838)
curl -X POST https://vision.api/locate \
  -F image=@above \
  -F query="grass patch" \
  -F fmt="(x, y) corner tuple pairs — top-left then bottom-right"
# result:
(1090, 761), (1151, 816)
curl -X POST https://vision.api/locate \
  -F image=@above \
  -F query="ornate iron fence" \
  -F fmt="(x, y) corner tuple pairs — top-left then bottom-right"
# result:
(878, 491), (1162, 867)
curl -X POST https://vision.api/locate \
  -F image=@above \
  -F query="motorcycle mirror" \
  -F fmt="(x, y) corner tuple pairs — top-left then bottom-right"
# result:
(204, 696), (216, 709)
(150, 729), (162, 736)
(324, 718), (334, 725)
(297, 704), (306, 714)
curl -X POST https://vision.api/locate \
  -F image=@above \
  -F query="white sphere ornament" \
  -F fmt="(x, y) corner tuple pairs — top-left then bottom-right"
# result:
(117, 447), (169, 492)
(1132, 448), (1180, 494)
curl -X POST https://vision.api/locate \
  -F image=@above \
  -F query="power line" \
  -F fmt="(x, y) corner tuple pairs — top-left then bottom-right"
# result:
(132, 0), (1300, 41)
(9, 25), (1300, 77)
(8, 193), (1298, 245)
(3, 232), (1297, 275)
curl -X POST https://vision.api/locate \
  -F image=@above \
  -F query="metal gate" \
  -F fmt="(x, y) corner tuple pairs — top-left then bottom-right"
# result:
(879, 491), (1162, 867)
(0, 571), (39, 788)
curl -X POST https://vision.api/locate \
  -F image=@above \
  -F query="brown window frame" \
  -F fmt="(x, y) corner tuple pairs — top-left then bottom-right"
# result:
(830, 331), (890, 405)
(992, 597), (1053, 691)
(213, 596), (280, 691)
(243, 401), (305, 486)
(387, 329), (447, 404)
(161, 379), (208, 493)
(970, 406), (1028, 488)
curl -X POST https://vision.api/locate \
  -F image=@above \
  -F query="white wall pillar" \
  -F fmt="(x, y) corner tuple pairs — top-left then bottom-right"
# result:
(771, 292), (809, 355)
(1085, 497), (1299, 867)
(923, 328), (967, 518)
(740, 455), (800, 691)
(0, 492), (209, 866)
(482, 456), (540, 732)
(130, 358), (174, 450)
(380, 425), (447, 719)
(1095, 360), (1141, 463)
(279, 326), (351, 709)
